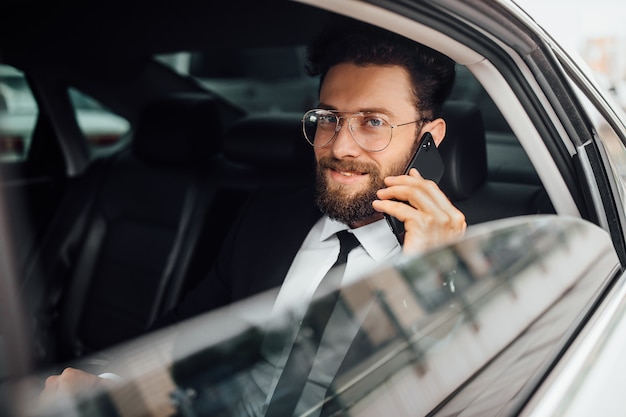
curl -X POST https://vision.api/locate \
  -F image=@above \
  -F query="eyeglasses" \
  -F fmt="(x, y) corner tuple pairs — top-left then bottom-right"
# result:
(302, 109), (429, 152)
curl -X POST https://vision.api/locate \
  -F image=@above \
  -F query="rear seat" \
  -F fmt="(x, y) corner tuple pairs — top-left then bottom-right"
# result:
(219, 112), (315, 189)
(24, 93), (225, 364)
(439, 100), (555, 224)
(174, 112), (317, 296)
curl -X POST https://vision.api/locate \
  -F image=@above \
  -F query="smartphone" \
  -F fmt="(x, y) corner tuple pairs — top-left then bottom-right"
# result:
(384, 132), (444, 242)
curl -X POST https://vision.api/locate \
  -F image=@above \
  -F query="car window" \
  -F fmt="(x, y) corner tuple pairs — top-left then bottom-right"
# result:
(157, 47), (319, 114)
(157, 52), (539, 188)
(0, 64), (37, 162)
(569, 80), (626, 209)
(18, 216), (617, 417)
(158, 51), (511, 129)
(68, 87), (130, 152)
(158, 49), (514, 125)
(0, 66), (130, 163)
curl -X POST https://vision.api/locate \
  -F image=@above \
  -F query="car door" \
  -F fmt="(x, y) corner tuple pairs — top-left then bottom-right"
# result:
(3, 215), (618, 417)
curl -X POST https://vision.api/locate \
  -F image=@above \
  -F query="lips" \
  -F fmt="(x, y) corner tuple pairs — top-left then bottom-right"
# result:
(335, 169), (366, 177)
(328, 165), (370, 186)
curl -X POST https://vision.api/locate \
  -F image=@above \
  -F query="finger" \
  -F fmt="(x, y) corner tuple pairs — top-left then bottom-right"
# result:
(375, 189), (465, 250)
(384, 167), (422, 182)
(375, 172), (466, 247)
(378, 181), (452, 215)
(374, 195), (465, 237)
(42, 375), (59, 395)
(378, 172), (438, 202)
(61, 367), (103, 390)
(408, 167), (422, 178)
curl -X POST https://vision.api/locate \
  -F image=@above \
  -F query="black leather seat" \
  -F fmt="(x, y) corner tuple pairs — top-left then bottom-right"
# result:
(439, 100), (554, 224)
(25, 93), (224, 364)
(439, 100), (488, 202)
(220, 112), (316, 189)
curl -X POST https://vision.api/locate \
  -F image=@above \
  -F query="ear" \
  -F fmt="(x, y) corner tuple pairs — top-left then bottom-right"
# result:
(423, 118), (446, 147)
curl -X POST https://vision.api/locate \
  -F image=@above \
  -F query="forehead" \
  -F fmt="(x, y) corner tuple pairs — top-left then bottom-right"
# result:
(319, 63), (416, 118)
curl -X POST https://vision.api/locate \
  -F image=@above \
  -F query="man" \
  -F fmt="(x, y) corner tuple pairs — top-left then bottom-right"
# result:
(156, 20), (464, 323)
(41, 20), (466, 406)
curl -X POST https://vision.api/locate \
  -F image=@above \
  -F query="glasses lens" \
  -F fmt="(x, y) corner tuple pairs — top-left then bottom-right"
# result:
(349, 114), (392, 151)
(302, 110), (393, 151)
(303, 110), (337, 147)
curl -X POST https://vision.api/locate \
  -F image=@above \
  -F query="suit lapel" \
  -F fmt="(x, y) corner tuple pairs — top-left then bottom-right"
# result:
(235, 185), (322, 298)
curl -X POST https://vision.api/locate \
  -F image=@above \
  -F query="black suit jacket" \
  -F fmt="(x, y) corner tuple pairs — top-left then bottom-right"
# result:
(158, 185), (322, 327)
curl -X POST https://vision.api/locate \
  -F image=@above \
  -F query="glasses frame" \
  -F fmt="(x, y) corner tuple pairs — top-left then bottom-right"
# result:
(302, 108), (430, 152)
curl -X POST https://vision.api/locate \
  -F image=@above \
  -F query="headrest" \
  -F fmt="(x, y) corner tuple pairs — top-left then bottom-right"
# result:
(133, 93), (222, 166)
(438, 101), (488, 201)
(222, 112), (314, 177)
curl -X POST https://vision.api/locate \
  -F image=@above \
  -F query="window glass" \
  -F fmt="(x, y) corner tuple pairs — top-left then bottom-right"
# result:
(157, 50), (513, 135)
(156, 52), (539, 187)
(0, 64), (37, 162)
(68, 88), (130, 151)
(16, 216), (614, 417)
(0, 67), (130, 163)
(157, 48), (319, 113)
(571, 82), (626, 209)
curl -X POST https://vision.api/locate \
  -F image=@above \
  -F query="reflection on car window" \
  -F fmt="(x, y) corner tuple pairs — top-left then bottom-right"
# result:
(68, 88), (130, 150)
(0, 64), (38, 162)
(24, 217), (613, 417)
(163, 217), (611, 417)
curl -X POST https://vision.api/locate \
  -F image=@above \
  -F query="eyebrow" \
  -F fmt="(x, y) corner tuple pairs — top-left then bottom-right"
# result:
(317, 102), (395, 116)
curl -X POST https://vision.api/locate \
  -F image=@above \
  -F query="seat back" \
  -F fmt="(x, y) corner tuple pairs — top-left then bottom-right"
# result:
(220, 112), (315, 188)
(171, 112), (317, 296)
(53, 93), (223, 359)
(438, 101), (488, 201)
(438, 100), (554, 224)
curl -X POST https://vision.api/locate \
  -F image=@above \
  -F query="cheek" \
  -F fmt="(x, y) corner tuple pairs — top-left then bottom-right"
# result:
(370, 155), (397, 177)
(378, 152), (413, 178)
(384, 137), (419, 176)
(314, 147), (328, 163)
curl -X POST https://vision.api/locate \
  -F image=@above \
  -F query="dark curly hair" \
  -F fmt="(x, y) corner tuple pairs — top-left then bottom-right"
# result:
(306, 19), (455, 120)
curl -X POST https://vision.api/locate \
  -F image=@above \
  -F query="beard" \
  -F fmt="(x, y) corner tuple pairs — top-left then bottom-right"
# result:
(315, 149), (415, 225)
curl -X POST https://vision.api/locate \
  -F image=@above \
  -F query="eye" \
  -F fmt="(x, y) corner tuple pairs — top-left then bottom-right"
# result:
(362, 114), (388, 129)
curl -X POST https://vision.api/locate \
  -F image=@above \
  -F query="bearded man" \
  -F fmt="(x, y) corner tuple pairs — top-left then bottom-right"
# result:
(41, 21), (466, 410)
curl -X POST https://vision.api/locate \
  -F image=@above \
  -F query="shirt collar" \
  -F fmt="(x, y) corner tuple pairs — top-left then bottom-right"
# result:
(320, 216), (400, 262)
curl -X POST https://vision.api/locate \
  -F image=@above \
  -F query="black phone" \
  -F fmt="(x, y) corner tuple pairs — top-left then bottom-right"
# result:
(384, 132), (444, 242)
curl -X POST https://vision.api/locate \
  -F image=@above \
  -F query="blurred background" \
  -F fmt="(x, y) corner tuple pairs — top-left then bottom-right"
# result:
(517, 0), (626, 109)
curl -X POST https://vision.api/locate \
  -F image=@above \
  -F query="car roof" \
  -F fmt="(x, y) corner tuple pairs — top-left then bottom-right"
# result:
(0, 0), (331, 69)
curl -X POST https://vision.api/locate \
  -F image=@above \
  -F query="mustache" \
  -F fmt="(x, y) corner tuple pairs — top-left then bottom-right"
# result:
(317, 156), (378, 175)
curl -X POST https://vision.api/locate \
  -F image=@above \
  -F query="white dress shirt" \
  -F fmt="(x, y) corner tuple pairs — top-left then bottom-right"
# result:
(239, 216), (401, 416)
(271, 215), (401, 316)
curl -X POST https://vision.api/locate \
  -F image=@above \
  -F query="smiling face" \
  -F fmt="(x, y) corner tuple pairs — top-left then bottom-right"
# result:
(314, 63), (425, 227)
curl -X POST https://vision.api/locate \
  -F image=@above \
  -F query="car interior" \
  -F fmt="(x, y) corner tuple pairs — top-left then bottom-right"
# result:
(0, 0), (563, 373)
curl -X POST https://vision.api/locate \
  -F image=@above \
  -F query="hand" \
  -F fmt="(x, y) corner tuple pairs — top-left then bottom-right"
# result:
(39, 367), (112, 402)
(373, 168), (466, 255)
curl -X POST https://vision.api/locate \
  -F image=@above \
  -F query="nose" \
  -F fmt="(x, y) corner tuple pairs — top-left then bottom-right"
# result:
(329, 118), (362, 158)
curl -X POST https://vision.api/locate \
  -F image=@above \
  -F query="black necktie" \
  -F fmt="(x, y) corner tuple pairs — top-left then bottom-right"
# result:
(264, 230), (360, 417)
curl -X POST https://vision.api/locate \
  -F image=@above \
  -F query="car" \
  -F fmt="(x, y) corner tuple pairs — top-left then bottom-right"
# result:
(1, 0), (626, 416)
